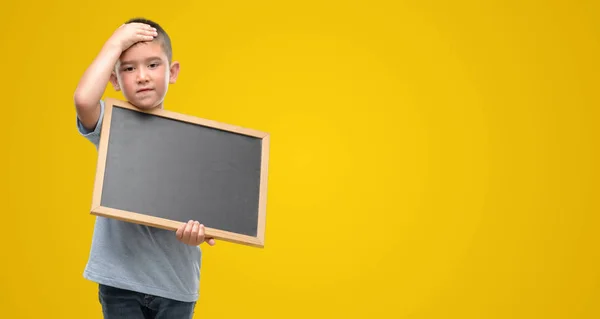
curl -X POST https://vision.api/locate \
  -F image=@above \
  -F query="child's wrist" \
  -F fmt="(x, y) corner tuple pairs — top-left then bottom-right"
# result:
(103, 38), (125, 54)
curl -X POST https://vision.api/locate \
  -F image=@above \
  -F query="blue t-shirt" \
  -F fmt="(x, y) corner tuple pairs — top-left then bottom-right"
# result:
(77, 100), (201, 302)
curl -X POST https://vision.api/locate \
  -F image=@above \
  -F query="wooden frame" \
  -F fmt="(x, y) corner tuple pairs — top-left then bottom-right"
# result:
(91, 98), (270, 248)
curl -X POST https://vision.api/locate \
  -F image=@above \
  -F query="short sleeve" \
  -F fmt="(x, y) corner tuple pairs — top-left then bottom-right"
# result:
(76, 100), (105, 147)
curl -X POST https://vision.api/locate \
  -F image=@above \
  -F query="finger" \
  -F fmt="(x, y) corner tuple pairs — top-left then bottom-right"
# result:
(206, 238), (216, 246)
(140, 24), (156, 31)
(196, 224), (205, 245)
(139, 35), (155, 41)
(132, 24), (156, 33)
(129, 22), (153, 30)
(182, 220), (193, 243)
(176, 223), (185, 240)
(138, 29), (157, 36)
(191, 222), (200, 244)
(137, 32), (157, 41)
(136, 30), (157, 38)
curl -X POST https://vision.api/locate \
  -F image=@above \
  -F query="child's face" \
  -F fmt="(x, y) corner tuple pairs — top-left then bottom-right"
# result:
(111, 40), (179, 110)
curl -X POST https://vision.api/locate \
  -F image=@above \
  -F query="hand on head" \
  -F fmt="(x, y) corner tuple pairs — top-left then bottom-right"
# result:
(109, 22), (158, 52)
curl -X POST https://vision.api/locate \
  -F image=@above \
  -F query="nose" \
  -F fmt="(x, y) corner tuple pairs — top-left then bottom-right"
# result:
(136, 68), (149, 83)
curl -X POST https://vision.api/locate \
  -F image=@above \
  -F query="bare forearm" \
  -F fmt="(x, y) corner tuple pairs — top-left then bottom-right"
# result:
(73, 22), (157, 129)
(73, 42), (122, 129)
(74, 41), (121, 108)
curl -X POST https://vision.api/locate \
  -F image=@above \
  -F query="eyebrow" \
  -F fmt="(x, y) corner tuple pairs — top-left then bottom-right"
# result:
(120, 56), (163, 65)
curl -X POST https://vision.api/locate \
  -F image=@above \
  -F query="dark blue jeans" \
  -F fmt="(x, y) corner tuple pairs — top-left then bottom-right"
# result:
(98, 284), (196, 319)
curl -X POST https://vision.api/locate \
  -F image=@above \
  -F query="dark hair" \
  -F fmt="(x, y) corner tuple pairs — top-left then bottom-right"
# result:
(125, 17), (172, 63)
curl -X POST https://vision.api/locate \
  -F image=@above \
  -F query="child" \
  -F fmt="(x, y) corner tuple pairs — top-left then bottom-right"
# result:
(73, 17), (215, 319)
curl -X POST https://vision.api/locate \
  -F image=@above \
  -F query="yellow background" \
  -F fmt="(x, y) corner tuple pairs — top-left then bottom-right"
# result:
(1, 0), (598, 318)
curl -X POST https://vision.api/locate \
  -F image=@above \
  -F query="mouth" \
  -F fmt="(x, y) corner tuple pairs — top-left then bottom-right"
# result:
(136, 88), (154, 93)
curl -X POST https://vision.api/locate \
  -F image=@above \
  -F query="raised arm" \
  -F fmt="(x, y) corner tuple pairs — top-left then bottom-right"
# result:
(73, 23), (157, 130)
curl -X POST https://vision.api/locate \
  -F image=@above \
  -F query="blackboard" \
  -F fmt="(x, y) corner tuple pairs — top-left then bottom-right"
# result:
(90, 98), (270, 247)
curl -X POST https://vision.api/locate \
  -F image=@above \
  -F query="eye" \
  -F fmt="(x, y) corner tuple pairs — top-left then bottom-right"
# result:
(123, 66), (134, 72)
(149, 63), (159, 69)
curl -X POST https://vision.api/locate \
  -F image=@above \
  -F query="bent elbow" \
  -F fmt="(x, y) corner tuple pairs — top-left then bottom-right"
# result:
(73, 89), (92, 110)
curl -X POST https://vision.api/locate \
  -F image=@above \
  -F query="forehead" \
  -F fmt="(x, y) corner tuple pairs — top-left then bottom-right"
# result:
(118, 41), (167, 64)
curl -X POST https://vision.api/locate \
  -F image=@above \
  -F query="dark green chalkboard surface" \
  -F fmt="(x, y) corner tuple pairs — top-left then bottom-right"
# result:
(90, 98), (270, 247)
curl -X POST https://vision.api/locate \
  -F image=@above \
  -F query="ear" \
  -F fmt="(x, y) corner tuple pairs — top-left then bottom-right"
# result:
(169, 61), (180, 84)
(109, 71), (121, 91)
